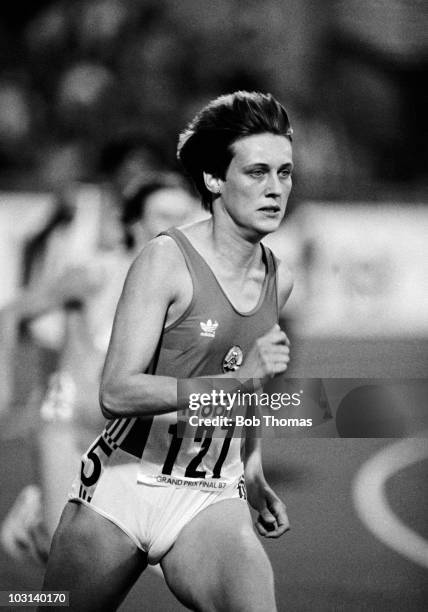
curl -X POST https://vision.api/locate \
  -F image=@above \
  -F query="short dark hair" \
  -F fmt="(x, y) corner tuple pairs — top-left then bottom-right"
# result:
(121, 172), (187, 248)
(177, 91), (293, 210)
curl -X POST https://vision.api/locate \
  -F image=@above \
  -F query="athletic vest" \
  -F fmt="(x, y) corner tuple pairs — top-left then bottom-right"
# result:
(106, 228), (279, 488)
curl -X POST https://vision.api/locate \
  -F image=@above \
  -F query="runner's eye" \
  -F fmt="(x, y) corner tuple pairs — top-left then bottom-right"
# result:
(249, 170), (265, 178)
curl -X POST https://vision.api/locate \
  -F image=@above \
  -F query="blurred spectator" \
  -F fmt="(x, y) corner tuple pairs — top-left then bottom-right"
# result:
(0, 82), (31, 142)
(326, 0), (428, 185)
(98, 131), (167, 197)
(57, 63), (114, 112)
(0, 171), (201, 565)
(1, 0), (369, 198)
(77, 0), (129, 51)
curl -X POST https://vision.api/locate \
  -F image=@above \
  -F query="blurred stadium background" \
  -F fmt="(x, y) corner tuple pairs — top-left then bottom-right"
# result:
(1, 1), (427, 610)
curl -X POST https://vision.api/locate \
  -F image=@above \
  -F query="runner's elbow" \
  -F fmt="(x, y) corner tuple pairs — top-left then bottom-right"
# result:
(99, 383), (122, 419)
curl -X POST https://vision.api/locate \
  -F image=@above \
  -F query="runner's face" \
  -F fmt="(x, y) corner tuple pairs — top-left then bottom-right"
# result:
(219, 133), (293, 236)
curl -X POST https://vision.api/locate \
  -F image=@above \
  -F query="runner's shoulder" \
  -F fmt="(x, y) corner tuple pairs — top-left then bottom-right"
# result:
(129, 234), (189, 289)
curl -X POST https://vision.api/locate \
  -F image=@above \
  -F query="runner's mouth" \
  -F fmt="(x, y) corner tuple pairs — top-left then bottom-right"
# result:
(258, 206), (281, 213)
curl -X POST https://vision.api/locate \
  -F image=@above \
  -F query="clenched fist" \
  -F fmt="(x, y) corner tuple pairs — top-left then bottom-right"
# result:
(239, 324), (290, 382)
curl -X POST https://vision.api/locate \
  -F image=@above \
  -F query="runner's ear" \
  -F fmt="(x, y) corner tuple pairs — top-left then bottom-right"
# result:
(203, 172), (222, 195)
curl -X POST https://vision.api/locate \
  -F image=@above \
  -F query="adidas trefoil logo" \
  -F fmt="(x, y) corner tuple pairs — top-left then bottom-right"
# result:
(200, 319), (219, 338)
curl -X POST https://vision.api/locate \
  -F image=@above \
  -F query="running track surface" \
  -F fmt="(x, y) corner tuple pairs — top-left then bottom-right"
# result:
(1, 337), (427, 611)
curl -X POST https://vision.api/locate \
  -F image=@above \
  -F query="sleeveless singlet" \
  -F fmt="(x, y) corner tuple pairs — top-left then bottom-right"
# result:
(93, 228), (279, 490)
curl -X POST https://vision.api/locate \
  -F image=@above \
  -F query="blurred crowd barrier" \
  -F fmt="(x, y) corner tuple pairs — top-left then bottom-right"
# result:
(3, 190), (428, 340)
(278, 203), (428, 338)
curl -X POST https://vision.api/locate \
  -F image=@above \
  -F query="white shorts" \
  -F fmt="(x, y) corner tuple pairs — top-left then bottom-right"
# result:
(69, 450), (247, 564)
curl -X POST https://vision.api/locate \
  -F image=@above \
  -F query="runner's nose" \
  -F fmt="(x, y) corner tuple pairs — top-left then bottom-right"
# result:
(265, 172), (282, 197)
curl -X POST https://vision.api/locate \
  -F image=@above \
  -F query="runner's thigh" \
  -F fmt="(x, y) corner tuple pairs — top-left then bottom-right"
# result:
(40, 501), (147, 612)
(161, 499), (277, 612)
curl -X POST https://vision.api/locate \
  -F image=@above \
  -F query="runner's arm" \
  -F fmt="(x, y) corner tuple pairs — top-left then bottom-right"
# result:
(244, 432), (290, 538)
(99, 237), (188, 418)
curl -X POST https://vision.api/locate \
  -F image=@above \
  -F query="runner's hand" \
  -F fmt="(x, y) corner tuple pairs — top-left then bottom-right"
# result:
(246, 479), (290, 539)
(239, 324), (290, 382)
